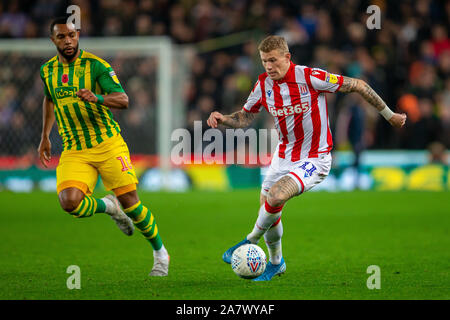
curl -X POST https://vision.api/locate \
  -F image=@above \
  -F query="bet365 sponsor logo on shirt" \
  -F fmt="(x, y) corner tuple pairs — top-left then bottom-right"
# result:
(268, 101), (310, 117)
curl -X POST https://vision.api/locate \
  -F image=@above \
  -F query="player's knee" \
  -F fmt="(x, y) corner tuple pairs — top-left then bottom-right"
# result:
(59, 198), (82, 213)
(267, 189), (286, 207)
(58, 191), (83, 213)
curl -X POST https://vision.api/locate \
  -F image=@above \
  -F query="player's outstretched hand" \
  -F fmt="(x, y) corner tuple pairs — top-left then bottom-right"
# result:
(77, 88), (97, 103)
(38, 137), (51, 168)
(388, 113), (407, 128)
(207, 111), (225, 128)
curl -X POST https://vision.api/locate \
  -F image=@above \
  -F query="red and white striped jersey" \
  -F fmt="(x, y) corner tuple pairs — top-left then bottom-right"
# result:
(243, 62), (343, 162)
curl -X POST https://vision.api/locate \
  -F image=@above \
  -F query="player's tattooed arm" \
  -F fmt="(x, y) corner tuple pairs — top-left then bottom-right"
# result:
(267, 176), (299, 207)
(340, 76), (387, 112)
(207, 110), (256, 128)
(224, 110), (256, 128)
(339, 76), (407, 128)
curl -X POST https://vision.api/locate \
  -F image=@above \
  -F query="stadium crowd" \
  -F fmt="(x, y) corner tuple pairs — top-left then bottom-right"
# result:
(0, 0), (449, 157)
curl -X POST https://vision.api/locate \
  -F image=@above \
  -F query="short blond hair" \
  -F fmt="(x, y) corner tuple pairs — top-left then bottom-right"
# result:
(258, 35), (289, 54)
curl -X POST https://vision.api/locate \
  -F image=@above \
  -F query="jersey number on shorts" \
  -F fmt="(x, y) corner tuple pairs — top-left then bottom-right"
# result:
(299, 162), (317, 178)
(117, 156), (133, 171)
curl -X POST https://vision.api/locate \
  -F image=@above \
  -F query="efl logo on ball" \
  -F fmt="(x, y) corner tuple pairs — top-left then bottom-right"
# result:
(231, 244), (266, 279)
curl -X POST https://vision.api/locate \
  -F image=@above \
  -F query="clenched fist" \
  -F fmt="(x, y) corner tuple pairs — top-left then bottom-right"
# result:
(388, 113), (407, 128)
(77, 88), (98, 103)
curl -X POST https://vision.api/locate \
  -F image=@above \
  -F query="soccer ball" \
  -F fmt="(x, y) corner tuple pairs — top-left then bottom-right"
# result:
(231, 244), (266, 279)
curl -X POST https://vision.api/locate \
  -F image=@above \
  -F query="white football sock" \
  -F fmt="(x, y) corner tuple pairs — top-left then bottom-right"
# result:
(264, 221), (283, 265)
(154, 244), (169, 259)
(102, 197), (116, 215)
(246, 202), (283, 244)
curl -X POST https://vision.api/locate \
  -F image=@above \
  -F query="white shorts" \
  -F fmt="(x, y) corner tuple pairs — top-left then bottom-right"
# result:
(261, 151), (332, 196)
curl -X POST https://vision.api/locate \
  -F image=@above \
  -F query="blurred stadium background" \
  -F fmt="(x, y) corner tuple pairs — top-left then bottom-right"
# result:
(0, 0), (449, 193)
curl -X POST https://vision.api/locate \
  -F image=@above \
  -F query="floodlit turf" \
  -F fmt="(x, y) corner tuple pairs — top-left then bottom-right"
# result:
(0, 190), (448, 300)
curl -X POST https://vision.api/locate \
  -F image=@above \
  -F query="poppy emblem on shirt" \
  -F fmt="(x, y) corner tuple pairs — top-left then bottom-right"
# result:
(62, 74), (69, 83)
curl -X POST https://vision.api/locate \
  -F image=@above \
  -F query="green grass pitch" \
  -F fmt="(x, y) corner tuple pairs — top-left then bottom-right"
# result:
(0, 190), (448, 300)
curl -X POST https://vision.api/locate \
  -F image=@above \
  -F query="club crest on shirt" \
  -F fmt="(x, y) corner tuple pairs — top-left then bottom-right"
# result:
(267, 90), (272, 97)
(300, 84), (308, 95)
(75, 67), (85, 78)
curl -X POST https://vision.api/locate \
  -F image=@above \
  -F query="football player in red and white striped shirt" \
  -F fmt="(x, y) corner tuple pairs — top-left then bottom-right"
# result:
(207, 35), (406, 281)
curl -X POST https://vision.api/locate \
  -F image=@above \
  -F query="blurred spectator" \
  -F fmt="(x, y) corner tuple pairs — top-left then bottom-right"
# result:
(427, 141), (448, 164)
(437, 81), (450, 148)
(0, 0), (29, 38)
(431, 24), (450, 58)
(402, 98), (443, 149)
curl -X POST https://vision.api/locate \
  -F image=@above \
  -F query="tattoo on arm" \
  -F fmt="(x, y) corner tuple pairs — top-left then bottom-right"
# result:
(340, 76), (359, 93)
(268, 176), (299, 206)
(340, 76), (388, 112)
(222, 110), (256, 128)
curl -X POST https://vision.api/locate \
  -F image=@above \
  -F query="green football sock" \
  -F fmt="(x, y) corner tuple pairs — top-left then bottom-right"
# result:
(123, 201), (163, 250)
(70, 195), (106, 218)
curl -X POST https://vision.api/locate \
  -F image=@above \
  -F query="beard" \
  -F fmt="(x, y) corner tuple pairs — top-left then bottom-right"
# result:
(57, 43), (79, 61)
